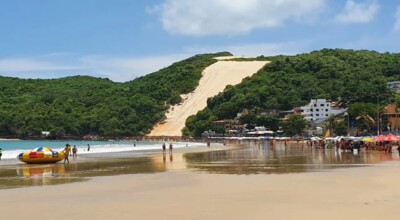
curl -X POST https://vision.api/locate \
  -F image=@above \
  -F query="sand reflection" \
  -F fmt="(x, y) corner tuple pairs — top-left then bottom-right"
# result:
(0, 143), (395, 189)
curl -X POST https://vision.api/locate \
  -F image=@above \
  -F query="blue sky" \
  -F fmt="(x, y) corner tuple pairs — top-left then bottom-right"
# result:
(0, 0), (399, 82)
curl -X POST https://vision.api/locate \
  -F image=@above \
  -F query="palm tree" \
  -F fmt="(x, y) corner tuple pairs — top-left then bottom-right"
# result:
(356, 113), (376, 134)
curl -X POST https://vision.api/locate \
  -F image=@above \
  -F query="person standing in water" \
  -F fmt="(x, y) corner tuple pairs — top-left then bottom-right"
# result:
(87, 144), (90, 152)
(169, 143), (173, 153)
(162, 143), (166, 152)
(63, 144), (71, 164)
(72, 145), (78, 158)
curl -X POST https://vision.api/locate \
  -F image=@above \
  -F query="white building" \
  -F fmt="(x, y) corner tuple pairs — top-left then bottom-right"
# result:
(300, 99), (347, 124)
(387, 81), (400, 93)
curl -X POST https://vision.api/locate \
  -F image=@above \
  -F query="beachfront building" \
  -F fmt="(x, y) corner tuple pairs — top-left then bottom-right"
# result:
(300, 99), (347, 124)
(212, 119), (243, 134)
(382, 103), (400, 134)
(387, 81), (400, 93)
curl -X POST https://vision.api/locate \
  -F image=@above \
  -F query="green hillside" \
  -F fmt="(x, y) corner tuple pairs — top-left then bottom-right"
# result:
(185, 49), (400, 137)
(0, 52), (231, 138)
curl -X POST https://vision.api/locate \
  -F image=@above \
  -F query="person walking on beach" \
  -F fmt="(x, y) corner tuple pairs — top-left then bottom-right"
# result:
(162, 143), (166, 152)
(397, 146), (400, 157)
(72, 145), (77, 158)
(169, 143), (173, 153)
(0, 148), (2, 160)
(63, 144), (71, 164)
(87, 144), (90, 152)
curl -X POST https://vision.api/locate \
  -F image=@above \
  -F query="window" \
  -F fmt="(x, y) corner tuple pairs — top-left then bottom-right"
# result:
(316, 114), (319, 116)
(314, 104), (317, 107)
(326, 114), (328, 116)
(326, 109), (328, 112)
(320, 104), (325, 107)
(316, 109), (319, 111)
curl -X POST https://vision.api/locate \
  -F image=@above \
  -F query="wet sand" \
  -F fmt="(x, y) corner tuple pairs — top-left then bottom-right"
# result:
(1, 143), (400, 219)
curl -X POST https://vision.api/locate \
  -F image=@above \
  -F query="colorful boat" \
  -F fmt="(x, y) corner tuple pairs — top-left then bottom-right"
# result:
(18, 147), (65, 164)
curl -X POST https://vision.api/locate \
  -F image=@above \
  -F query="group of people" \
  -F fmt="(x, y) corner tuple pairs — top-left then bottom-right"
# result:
(63, 144), (91, 163)
(162, 143), (173, 153)
(63, 144), (76, 164)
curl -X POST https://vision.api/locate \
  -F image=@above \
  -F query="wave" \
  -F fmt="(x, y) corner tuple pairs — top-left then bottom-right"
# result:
(0, 142), (206, 160)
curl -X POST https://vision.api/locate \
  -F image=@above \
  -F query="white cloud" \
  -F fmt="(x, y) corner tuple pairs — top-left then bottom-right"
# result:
(0, 43), (307, 82)
(153, 0), (326, 36)
(0, 54), (192, 82)
(79, 54), (191, 82)
(394, 6), (400, 32)
(0, 58), (79, 72)
(186, 42), (308, 57)
(335, 0), (379, 24)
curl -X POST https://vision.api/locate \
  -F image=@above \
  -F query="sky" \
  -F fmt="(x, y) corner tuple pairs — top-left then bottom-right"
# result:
(0, 0), (399, 82)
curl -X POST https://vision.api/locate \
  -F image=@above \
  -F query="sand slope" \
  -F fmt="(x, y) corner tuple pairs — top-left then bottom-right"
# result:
(148, 58), (269, 136)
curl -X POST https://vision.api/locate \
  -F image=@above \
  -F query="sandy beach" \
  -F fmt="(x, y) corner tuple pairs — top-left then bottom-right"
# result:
(148, 58), (269, 136)
(1, 143), (400, 220)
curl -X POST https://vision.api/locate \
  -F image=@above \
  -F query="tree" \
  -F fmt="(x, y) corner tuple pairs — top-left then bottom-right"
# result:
(281, 115), (307, 136)
(257, 116), (280, 131)
(348, 102), (377, 133)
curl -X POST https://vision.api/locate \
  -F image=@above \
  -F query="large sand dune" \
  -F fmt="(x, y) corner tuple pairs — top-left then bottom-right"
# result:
(148, 58), (269, 137)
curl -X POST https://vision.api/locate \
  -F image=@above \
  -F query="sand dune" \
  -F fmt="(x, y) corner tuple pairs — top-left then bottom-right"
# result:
(148, 58), (269, 136)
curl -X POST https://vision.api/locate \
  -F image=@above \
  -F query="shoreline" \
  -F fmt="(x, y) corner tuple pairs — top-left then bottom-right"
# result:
(0, 142), (238, 189)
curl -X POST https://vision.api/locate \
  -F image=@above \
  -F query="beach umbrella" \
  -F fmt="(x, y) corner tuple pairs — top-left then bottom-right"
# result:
(374, 134), (399, 142)
(374, 135), (387, 141)
(324, 129), (331, 138)
(383, 133), (398, 142)
(361, 137), (376, 142)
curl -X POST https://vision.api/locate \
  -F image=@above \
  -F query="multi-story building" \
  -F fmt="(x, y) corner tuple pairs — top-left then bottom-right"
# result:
(387, 81), (400, 93)
(382, 103), (400, 133)
(300, 99), (347, 124)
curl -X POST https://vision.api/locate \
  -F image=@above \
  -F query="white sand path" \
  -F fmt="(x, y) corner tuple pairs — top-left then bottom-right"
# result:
(148, 58), (269, 136)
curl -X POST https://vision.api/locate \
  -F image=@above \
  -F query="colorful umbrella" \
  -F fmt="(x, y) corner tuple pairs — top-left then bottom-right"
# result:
(383, 133), (399, 141)
(361, 137), (376, 142)
(374, 134), (399, 142)
(374, 135), (387, 141)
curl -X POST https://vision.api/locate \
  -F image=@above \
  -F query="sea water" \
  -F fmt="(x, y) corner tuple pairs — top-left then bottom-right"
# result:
(0, 140), (204, 160)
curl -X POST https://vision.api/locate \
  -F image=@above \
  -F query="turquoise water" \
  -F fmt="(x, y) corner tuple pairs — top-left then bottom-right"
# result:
(0, 140), (203, 159)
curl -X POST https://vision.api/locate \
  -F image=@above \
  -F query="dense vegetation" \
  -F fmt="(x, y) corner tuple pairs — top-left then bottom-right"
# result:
(185, 49), (400, 137)
(0, 52), (231, 138)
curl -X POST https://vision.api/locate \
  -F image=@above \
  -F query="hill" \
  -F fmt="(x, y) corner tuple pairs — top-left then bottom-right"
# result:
(0, 52), (231, 138)
(185, 49), (400, 137)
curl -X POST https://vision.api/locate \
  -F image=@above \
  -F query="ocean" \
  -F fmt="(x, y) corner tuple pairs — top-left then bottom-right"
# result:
(0, 140), (204, 160)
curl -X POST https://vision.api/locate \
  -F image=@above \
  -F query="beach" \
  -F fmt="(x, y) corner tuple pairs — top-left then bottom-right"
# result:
(1, 142), (400, 220)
